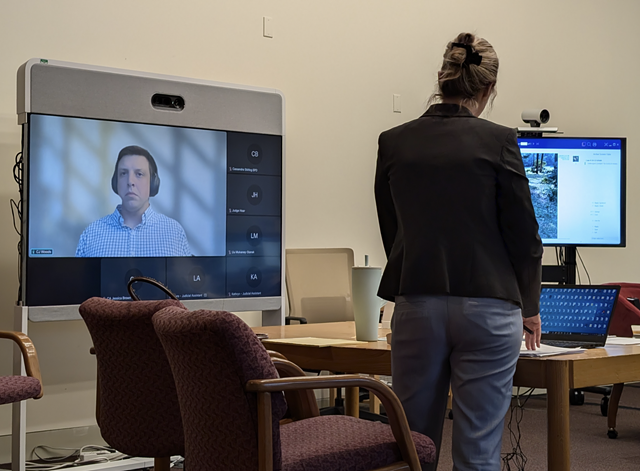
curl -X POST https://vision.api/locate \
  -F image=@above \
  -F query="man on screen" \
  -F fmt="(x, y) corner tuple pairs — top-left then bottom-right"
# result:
(76, 145), (191, 257)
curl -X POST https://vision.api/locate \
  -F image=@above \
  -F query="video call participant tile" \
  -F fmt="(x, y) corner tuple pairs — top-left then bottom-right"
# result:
(26, 258), (101, 306)
(227, 174), (281, 216)
(227, 132), (282, 176)
(101, 258), (167, 300)
(226, 257), (281, 298)
(226, 216), (281, 257)
(165, 257), (226, 300)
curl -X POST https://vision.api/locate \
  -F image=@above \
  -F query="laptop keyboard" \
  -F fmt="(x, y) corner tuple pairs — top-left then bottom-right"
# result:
(541, 339), (595, 349)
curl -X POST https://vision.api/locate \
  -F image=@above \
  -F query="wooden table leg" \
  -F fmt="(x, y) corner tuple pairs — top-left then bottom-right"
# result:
(345, 387), (359, 418)
(369, 375), (380, 414)
(546, 361), (571, 471)
(607, 383), (624, 432)
(329, 388), (337, 409)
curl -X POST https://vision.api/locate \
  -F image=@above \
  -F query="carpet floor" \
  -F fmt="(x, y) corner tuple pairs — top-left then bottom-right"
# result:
(436, 383), (640, 470)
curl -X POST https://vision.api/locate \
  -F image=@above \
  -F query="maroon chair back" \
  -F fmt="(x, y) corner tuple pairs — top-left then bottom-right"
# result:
(608, 283), (640, 337)
(152, 307), (288, 471)
(79, 297), (186, 458)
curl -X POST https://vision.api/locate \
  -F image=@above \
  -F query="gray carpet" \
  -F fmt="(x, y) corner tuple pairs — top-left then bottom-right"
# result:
(436, 384), (640, 470)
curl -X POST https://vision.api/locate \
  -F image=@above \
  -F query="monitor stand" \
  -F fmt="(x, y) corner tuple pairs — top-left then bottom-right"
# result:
(542, 247), (577, 285)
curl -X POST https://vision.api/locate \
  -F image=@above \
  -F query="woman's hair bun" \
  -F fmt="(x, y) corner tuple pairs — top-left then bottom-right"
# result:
(431, 32), (499, 107)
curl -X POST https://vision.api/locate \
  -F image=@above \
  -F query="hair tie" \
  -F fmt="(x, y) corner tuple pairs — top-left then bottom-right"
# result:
(452, 42), (482, 66)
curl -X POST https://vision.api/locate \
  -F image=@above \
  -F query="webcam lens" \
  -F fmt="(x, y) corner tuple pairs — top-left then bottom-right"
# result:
(151, 94), (184, 111)
(540, 109), (550, 123)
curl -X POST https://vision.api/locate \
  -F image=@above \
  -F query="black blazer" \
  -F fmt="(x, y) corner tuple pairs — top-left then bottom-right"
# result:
(375, 104), (543, 318)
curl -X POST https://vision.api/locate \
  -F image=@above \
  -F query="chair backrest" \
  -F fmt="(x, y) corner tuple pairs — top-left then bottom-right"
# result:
(608, 282), (640, 337)
(285, 248), (355, 323)
(78, 297), (186, 457)
(152, 307), (288, 471)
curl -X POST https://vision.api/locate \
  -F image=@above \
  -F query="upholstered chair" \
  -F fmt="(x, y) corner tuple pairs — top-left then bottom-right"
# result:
(152, 307), (436, 471)
(602, 282), (640, 439)
(79, 297), (186, 471)
(1, 330), (43, 470)
(0, 331), (42, 405)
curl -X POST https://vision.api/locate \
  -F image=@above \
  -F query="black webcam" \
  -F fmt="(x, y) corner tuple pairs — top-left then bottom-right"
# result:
(151, 93), (185, 111)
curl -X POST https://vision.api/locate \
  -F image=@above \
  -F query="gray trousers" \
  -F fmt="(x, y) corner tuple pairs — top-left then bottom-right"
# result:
(390, 295), (522, 471)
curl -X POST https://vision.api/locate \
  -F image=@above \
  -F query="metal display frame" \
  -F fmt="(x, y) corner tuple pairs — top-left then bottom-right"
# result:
(13, 58), (287, 471)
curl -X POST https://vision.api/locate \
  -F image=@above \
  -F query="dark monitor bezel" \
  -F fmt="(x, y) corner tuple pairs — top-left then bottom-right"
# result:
(517, 135), (626, 248)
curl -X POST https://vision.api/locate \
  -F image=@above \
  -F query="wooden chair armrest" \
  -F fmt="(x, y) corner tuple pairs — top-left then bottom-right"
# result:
(267, 350), (286, 360)
(247, 373), (420, 470)
(270, 357), (319, 419)
(0, 331), (43, 399)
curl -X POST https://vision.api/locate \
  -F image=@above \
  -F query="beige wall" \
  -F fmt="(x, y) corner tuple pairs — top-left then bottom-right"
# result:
(1, 0), (639, 442)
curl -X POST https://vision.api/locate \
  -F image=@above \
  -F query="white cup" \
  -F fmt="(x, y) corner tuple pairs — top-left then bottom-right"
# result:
(352, 266), (382, 341)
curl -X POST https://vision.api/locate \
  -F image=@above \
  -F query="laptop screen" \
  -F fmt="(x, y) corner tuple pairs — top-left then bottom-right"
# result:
(540, 285), (620, 338)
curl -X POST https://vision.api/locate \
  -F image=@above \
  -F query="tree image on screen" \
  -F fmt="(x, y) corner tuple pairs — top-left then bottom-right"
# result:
(522, 153), (558, 239)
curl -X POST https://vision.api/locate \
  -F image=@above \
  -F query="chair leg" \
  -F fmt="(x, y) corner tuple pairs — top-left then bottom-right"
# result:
(607, 383), (625, 438)
(329, 387), (337, 407)
(154, 456), (171, 471)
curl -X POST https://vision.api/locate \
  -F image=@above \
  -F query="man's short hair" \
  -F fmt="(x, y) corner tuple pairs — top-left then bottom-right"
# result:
(111, 145), (160, 197)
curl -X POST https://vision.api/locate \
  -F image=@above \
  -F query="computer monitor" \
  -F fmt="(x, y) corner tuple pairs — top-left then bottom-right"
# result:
(517, 136), (626, 247)
(16, 59), (285, 322)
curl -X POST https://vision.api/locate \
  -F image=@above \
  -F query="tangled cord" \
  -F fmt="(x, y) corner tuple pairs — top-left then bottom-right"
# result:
(501, 387), (535, 471)
(11, 141), (23, 301)
(554, 247), (591, 285)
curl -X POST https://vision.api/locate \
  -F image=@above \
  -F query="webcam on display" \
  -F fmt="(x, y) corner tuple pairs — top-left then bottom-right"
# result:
(521, 109), (550, 127)
(151, 93), (185, 111)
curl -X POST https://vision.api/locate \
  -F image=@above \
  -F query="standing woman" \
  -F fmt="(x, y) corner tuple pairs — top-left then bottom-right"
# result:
(375, 32), (543, 471)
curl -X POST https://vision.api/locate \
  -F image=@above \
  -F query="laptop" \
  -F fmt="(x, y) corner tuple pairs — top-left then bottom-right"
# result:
(539, 284), (621, 349)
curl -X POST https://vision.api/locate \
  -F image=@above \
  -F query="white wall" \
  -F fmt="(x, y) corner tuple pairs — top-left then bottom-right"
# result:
(1, 0), (639, 442)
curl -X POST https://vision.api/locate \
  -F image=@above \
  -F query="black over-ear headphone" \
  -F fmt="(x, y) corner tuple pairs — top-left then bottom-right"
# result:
(111, 145), (161, 197)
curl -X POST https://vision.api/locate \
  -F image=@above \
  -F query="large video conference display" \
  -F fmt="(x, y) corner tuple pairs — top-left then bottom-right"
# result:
(25, 114), (282, 306)
(517, 136), (626, 247)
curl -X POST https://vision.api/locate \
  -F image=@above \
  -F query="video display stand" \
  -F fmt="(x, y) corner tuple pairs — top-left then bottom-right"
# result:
(541, 247), (577, 285)
(12, 58), (286, 471)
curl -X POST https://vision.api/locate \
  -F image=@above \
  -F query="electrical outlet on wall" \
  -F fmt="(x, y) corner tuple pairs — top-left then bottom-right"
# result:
(263, 16), (273, 38)
(393, 94), (401, 113)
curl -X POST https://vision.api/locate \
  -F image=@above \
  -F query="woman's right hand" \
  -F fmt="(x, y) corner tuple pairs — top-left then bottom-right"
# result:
(523, 314), (541, 350)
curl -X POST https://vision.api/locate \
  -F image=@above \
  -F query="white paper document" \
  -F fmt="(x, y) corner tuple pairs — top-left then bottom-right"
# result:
(605, 336), (640, 346)
(261, 337), (367, 347)
(519, 341), (585, 357)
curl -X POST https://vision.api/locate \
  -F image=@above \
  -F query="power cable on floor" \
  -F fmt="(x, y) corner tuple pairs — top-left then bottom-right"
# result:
(24, 444), (128, 471)
(502, 387), (535, 471)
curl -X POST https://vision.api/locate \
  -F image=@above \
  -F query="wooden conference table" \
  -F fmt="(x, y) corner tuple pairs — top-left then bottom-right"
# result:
(254, 321), (640, 471)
